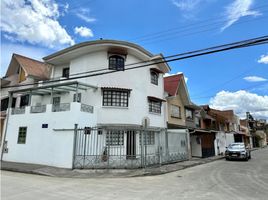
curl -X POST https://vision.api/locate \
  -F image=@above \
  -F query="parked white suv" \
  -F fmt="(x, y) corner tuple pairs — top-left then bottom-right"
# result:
(225, 143), (251, 161)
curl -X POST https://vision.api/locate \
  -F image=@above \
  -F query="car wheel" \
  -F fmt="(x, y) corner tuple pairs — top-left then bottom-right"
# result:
(244, 155), (249, 161)
(225, 157), (229, 161)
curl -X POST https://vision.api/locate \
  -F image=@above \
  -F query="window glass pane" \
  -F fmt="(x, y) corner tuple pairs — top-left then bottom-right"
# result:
(171, 105), (181, 118)
(109, 56), (125, 71)
(186, 109), (193, 120)
(20, 95), (29, 107)
(17, 127), (27, 144)
(106, 130), (124, 146)
(102, 90), (129, 107)
(149, 100), (161, 114)
(62, 68), (70, 78)
(151, 72), (158, 85)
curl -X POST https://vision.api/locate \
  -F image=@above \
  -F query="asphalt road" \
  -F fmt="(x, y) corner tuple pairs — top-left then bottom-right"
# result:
(1, 148), (268, 200)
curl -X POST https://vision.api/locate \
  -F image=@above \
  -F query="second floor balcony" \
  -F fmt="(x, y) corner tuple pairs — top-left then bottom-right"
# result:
(6, 81), (97, 116)
(10, 102), (94, 115)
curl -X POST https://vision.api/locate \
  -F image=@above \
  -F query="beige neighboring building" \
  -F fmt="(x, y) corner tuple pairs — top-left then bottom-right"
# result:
(164, 74), (198, 129)
(0, 54), (51, 141)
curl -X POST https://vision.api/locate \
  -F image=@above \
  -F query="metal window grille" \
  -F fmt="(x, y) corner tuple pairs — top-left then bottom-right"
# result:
(103, 90), (128, 107)
(150, 72), (158, 85)
(149, 100), (161, 113)
(73, 93), (81, 102)
(106, 130), (124, 146)
(140, 131), (155, 145)
(109, 56), (125, 71)
(17, 127), (27, 144)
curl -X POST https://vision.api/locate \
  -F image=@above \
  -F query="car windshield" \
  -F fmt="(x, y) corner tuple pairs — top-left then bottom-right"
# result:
(228, 144), (245, 149)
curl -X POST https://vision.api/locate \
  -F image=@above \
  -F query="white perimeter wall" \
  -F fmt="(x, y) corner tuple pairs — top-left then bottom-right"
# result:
(3, 103), (96, 168)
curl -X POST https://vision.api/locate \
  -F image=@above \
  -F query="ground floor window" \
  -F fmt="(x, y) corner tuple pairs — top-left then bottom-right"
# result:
(17, 127), (27, 144)
(106, 130), (124, 146)
(140, 131), (155, 145)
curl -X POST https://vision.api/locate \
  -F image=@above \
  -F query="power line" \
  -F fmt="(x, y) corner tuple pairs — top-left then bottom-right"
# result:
(191, 82), (268, 100)
(140, 16), (268, 45)
(2, 35), (268, 89)
(128, 4), (268, 43)
(54, 35), (268, 80)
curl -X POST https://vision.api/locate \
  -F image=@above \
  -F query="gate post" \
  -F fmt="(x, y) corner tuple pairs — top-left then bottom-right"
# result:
(72, 124), (78, 169)
(140, 130), (144, 168)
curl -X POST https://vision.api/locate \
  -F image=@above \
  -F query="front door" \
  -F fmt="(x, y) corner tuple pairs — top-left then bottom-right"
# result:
(126, 131), (136, 159)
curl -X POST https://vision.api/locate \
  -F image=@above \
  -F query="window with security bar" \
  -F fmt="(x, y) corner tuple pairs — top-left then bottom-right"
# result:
(103, 90), (129, 107)
(140, 131), (155, 145)
(108, 55), (125, 71)
(148, 99), (161, 114)
(106, 131), (124, 146)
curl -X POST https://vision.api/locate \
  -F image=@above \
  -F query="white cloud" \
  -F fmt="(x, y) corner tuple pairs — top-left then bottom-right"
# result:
(164, 72), (188, 83)
(221, 0), (261, 31)
(1, 43), (51, 76)
(210, 90), (268, 120)
(172, 0), (201, 11)
(0, 0), (74, 48)
(74, 26), (94, 38)
(74, 8), (96, 23)
(244, 76), (267, 82)
(258, 54), (268, 64)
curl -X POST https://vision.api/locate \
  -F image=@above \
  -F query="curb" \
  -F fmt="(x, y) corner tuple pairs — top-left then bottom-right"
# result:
(0, 156), (227, 178)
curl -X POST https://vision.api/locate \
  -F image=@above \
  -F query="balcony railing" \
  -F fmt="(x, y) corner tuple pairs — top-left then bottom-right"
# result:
(52, 103), (71, 112)
(11, 107), (25, 115)
(30, 105), (46, 113)
(80, 103), (94, 113)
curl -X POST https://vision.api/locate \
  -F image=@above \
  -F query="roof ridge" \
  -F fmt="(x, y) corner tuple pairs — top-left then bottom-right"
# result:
(164, 73), (184, 78)
(13, 53), (45, 64)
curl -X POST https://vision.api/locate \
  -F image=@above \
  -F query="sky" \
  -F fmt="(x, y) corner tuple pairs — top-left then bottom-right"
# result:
(1, 0), (268, 120)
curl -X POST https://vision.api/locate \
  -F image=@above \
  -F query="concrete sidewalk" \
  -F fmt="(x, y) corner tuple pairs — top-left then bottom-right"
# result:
(1, 155), (224, 178)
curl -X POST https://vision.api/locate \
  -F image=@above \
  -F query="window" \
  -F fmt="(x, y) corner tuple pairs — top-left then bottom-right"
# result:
(109, 55), (125, 71)
(62, 67), (70, 78)
(186, 109), (193, 120)
(171, 105), (181, 118)
(149, 99), (161, 114)
(17, 127), (27, 144)
(73, 93), (81, 102)
(140, 131), (155, 145)
(103, 90), (129, 107)
(106, 130), (124, 146)
(1, 98), (9, 111)
(20, 95), (29, 107)
(150, 71), (159, 85)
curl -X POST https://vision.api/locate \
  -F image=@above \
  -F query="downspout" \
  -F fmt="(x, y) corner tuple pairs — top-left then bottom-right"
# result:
(0, 91), (13, 161)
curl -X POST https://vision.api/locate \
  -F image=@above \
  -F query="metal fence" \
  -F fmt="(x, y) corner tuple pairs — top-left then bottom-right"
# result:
(73, 126), (188, 169)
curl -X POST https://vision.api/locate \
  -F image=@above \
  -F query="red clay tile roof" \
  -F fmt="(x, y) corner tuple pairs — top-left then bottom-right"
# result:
(13, 54), (51, 80)
(164, 74), (183, 96)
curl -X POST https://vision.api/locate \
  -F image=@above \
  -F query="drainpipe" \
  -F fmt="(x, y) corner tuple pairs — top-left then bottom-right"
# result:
(0, 92), (13, 161)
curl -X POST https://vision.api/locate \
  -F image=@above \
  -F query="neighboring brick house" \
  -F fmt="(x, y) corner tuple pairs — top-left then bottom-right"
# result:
(164, 73), (198, 129)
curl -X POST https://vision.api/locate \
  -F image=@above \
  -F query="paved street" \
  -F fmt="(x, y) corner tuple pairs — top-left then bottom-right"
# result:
(1, 148), (268, 200)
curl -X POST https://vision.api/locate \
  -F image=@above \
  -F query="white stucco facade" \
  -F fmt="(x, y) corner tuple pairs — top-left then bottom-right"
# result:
(2, 40), (171, 168)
